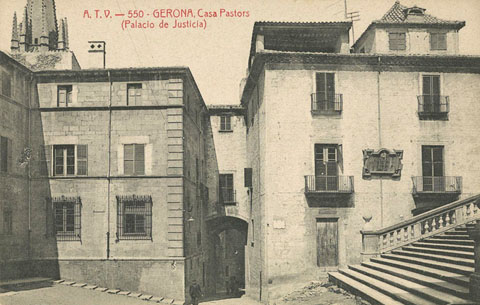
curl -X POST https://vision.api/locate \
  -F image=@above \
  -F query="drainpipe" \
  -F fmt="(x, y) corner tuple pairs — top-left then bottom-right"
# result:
(27, 74), (33, 259)
(106, 70), (112, 259)
(377, 56), (384, 227)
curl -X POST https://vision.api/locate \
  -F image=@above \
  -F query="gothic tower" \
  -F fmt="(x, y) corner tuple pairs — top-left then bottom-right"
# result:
(10, 0), (79, 70)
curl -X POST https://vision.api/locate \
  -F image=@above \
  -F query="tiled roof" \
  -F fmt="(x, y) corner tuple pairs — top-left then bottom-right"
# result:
(375, 1), (464, 25)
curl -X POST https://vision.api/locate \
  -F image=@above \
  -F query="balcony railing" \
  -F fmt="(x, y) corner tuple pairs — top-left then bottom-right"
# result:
(305, 175), (354, 193)
(310, 93), (343, 113)
(417, 95), (449, 116)
(220, 189), (236, 205)
(412, 176), (462, 194)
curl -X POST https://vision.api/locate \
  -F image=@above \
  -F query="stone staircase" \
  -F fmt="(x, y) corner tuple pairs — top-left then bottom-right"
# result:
(329, 195), (480, 305)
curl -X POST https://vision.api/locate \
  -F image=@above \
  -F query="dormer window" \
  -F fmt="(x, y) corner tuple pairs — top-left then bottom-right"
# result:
(403, 6), (426, 22)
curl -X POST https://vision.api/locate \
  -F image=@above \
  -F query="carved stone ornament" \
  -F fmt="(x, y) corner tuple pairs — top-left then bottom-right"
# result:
(363, 148), (403, 178)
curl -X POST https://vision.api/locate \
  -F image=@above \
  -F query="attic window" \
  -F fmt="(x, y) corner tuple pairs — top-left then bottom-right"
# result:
(407, 8), (424, 15)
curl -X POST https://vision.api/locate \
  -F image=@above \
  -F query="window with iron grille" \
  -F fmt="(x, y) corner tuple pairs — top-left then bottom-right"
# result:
(124, 144), (145, 175)
(116, 195), (152, 240)
(389, 32), (406, 50)
(46, 196), (82, 241)
(430, 33), (447, 50)
(57, 85), (72, 107)
(220, 115), (232, 131)
(3, 208), (12, 235)
(0, 136), (8, 173)
(127, 83), (142, 105)
(53, 145), (88, 176)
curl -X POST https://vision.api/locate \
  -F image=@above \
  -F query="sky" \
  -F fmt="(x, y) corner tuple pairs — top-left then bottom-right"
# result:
(0, 0), (479, 105)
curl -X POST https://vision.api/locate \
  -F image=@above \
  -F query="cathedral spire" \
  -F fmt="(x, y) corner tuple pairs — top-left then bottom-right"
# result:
(19, 6), (28, 51)
(11, 12), (19, 51)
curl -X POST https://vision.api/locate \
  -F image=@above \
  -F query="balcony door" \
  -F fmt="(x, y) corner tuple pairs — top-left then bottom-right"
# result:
(315, 73), (335, 111)
(422, 146), (445, 191)
(315, 144), (338, 191)
(423, 75), (441, 113)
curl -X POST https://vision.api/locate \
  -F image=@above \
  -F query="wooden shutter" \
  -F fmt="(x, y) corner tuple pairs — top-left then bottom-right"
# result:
(244, 168), (252, 187)
(76, 145), (88, 175)
(134, 144), (145, 175)
(337, 144), (343, 173)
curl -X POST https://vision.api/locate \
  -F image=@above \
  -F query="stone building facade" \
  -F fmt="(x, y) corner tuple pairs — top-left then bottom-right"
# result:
(0, 59), (215, 303)
(239, 3), (480, 302)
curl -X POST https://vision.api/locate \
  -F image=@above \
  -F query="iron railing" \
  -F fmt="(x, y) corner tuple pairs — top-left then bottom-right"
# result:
(220, 189), (236, 205)
(305, 175), (354, 193)
(310, 93), (343, 112)
(417, 95), (449, 115)
(412, 176), (462, 194)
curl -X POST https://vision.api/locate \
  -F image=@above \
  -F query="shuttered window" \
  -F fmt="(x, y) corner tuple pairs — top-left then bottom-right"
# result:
(220, 115), (232, 131)
(1, 70), (12, 98)
(127, 83), (142, 105)
(124, 144), (145, 175)
(389, 32), (406, 50)
(57, 85), (72, 107)
(430, 33), (447, 50)
(52, 145), (88, 176)
(0, 136), (8, 173)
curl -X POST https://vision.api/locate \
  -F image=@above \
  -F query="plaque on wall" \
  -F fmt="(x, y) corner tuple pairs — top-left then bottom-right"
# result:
(363, 148), (403, 179)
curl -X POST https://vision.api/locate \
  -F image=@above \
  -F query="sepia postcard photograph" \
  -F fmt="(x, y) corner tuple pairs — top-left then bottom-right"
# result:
(0, 0), (479, 304)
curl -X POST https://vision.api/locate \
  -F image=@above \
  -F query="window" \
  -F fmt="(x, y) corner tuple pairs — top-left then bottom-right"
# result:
(47, 196), (82, 241)
(430, 33), (447, 50)
(57, 85), (72, 107)
(0, 136), (8, 173)
(422, 146), (444, 191)
(313, 73), (340, 111)
(421, 75), (444, 114)
(220, 115), (232, 131)
(314, 144), (342, 191)
(389, 32), (406, 50)
(220, 174), (235, 204)
(116, 195), (152, 240)
(3, 209), (12, 235)
(1, 70), (12, 98)
(124, 144), (145, 175)
(53, 145), (88, 176)
(127, 83), (142, 105)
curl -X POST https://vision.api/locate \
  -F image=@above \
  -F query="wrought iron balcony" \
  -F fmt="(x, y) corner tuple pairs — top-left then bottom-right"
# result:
(220, 189), (236, 205)
(310, 93), (343, 113)
(304, 175), (354, 194)
(412, 176), (462, 195)
(417, 95), (449, 118)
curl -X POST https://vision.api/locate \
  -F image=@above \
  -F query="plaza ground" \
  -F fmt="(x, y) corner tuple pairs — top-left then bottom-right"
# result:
(0, 279), (367, 305)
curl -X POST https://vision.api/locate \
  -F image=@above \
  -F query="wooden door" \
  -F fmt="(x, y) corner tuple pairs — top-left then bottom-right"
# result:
(316, 218), (338, 267)
(315, 73), (335, 110)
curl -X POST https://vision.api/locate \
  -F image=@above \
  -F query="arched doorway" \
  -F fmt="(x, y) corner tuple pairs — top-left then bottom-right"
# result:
(205, 216), (248, 298)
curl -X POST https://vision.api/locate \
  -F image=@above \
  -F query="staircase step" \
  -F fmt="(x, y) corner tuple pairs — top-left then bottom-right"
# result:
(360, 261), (470, 299)
(411, 242), (474, 253)
(338, 268), (437, 305)
(391, 249), (474, 267)
(433, 234), (471, 240)
(329, 272), (405, 305)
(402, 245), (474, 259)
(374, 255), (471, 285)
(349, 264), (471, 304)
(422, 238), (473, 246)
(443, 231), (470, 237)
